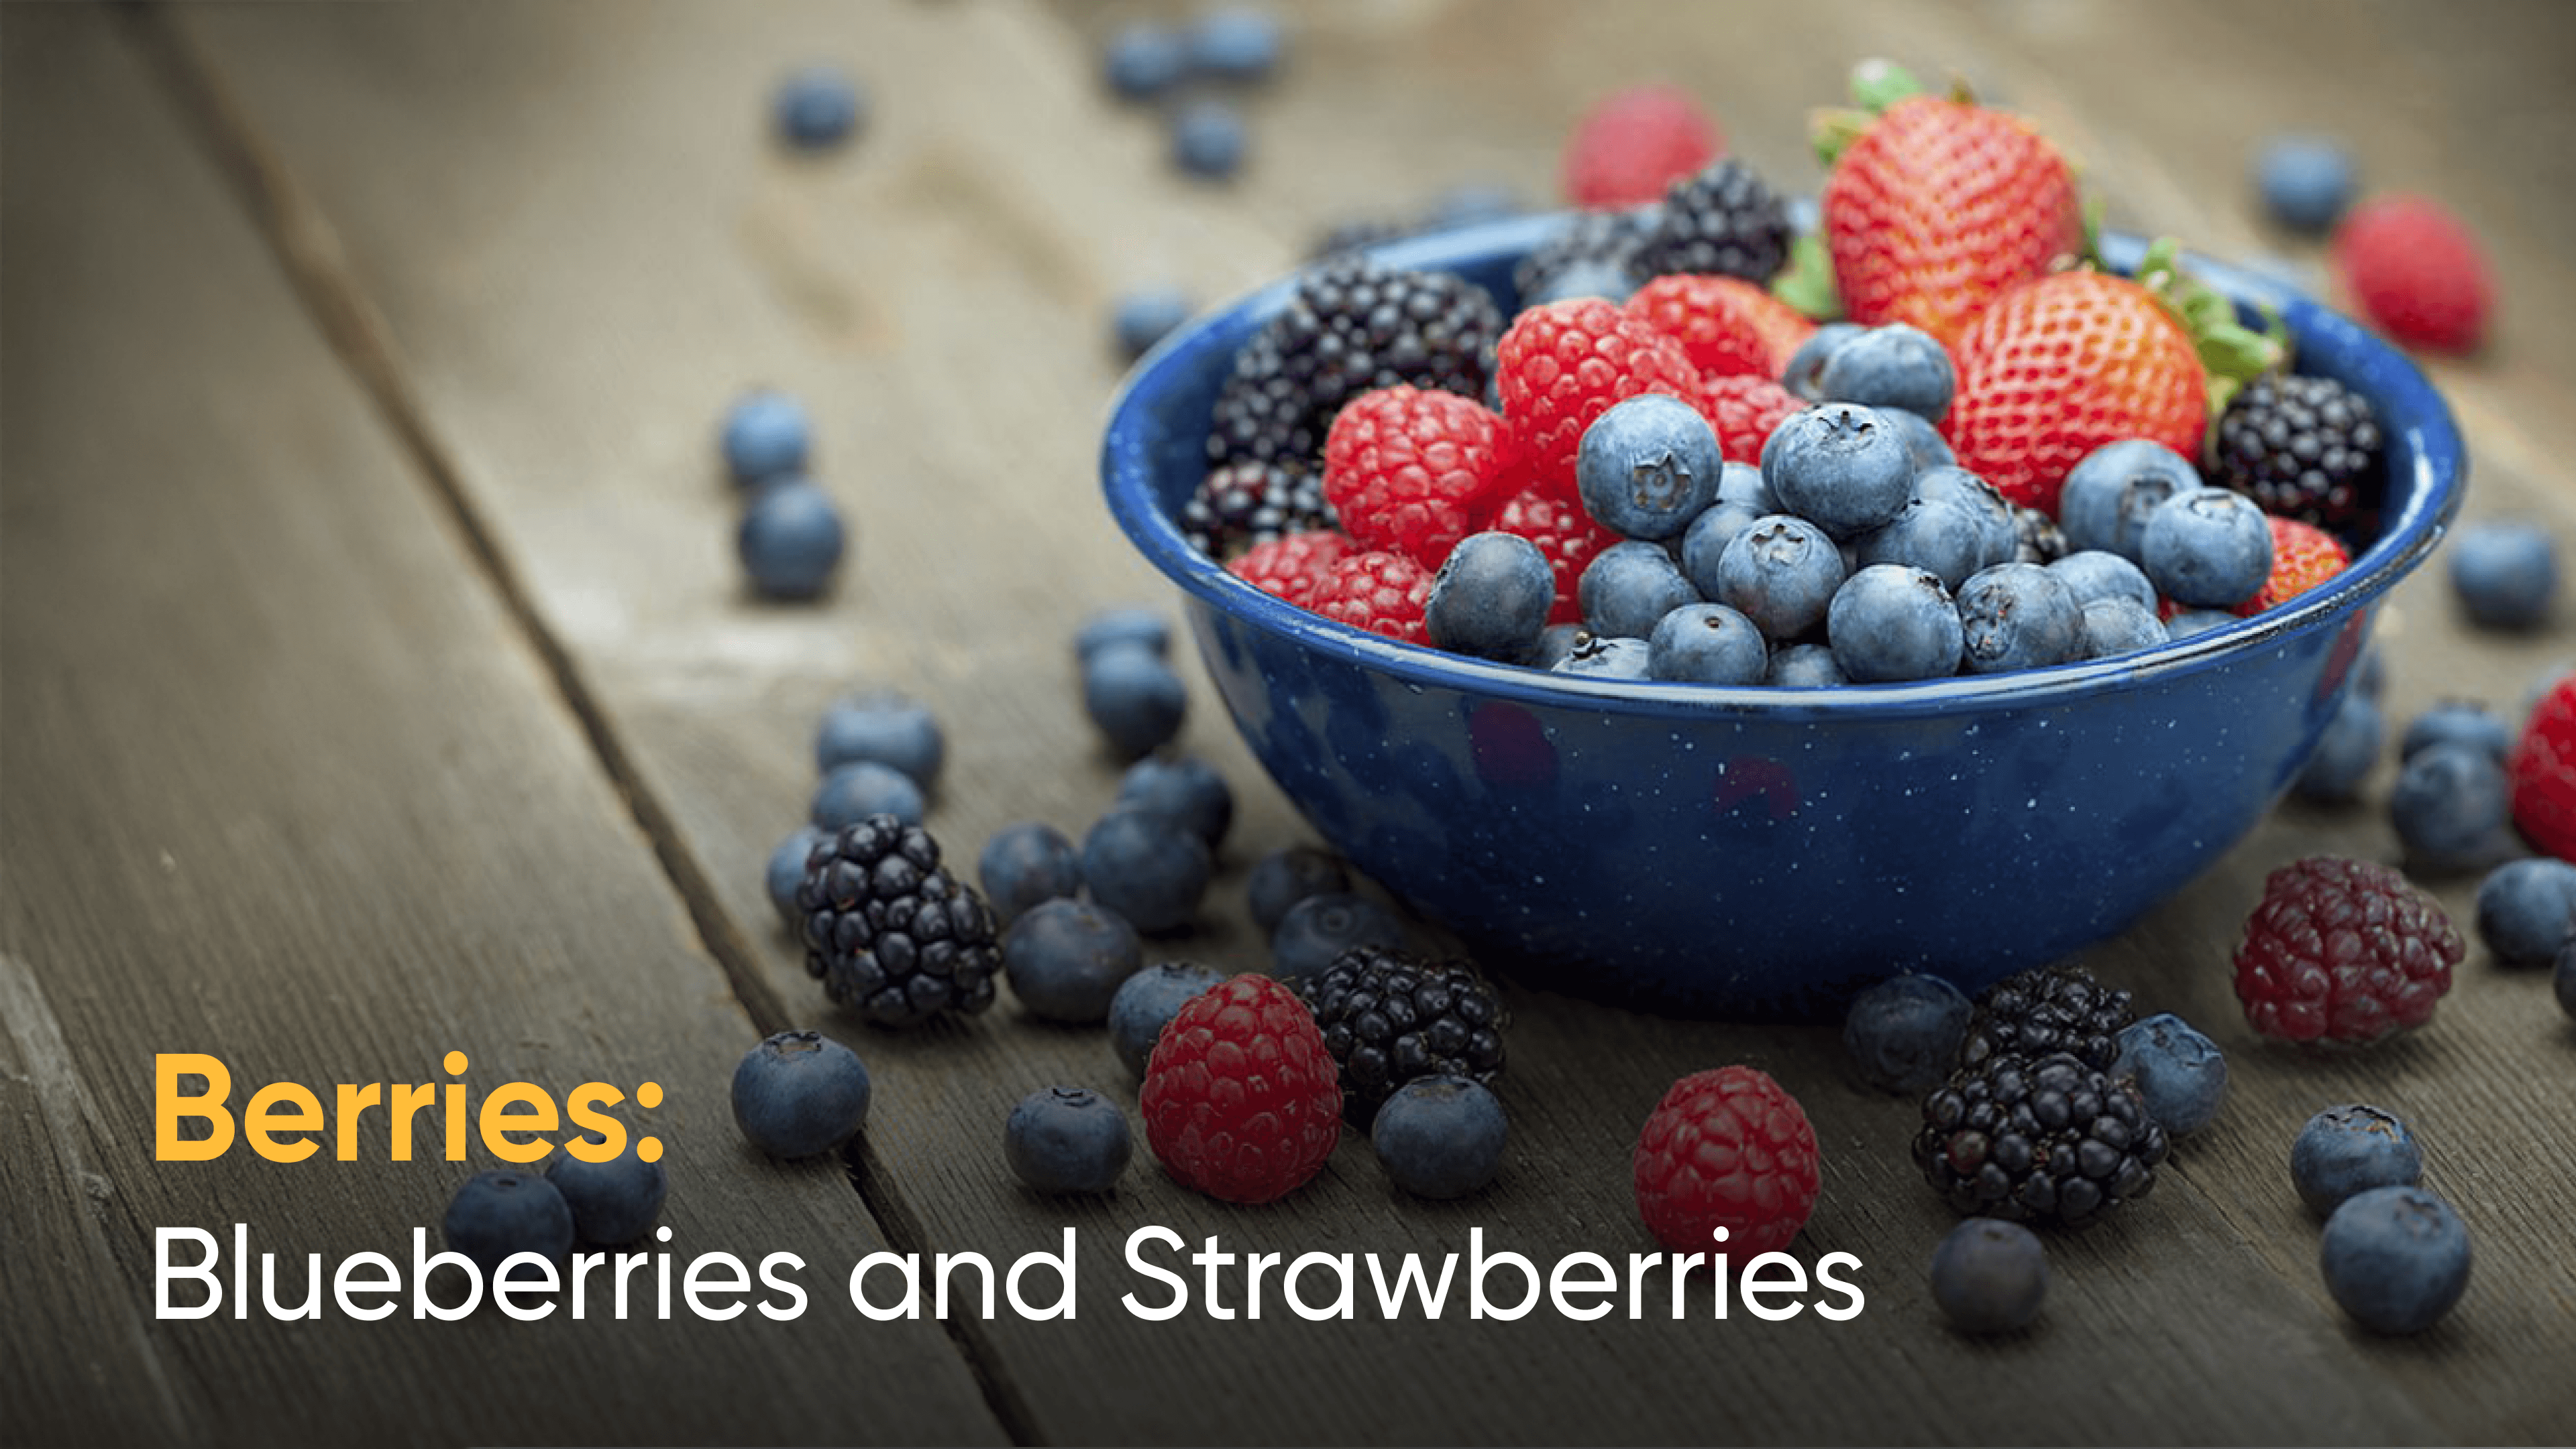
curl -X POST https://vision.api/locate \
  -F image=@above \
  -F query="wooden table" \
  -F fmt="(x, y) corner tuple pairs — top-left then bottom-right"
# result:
(7, 1), (2572, 1443)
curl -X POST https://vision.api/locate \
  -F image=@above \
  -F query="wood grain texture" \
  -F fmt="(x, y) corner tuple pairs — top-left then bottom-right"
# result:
(0, 7), (1002, 1445)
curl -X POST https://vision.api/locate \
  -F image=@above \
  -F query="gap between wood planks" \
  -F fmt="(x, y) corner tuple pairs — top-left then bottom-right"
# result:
(111, 7), (1046, 1443)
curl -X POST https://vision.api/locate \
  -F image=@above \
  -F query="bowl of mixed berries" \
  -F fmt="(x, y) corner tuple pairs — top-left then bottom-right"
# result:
(1100, 68), (2462, 1019)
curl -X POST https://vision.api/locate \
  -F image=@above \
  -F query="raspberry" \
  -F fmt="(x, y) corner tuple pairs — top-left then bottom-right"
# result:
(1690, 372), (1805, 465)
(1631, 1065), (1821, 1256)
(1489, 486), (1617, 625)
(2510, 674), (2576, 861)
(1307, 549), (1433, 644)
(2233, 856), (2463, 1045)
(1495, 299), (1699, 500)
(1559, 85), (1722, 209)
(2333, 195), (2492, 354)
(1322, 386), (1516, 567)
(2234, 515), (2353, 616)
(1138, 974), (1342, 1203)
(1625, 274), (1819, 380)
(1228, 528), (1352, 608)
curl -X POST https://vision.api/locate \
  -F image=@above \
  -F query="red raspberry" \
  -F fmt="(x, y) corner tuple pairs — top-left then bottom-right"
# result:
(1229, 528), (1352, 608)
(1489, 486), (1616, 625)
(2509, 674), (2576, 861)
(1691, 372), (1806, 465)
(2333, 195), (2492, 354)
(1560, 85), (1723, 209)
(1632, 1065), (1820, 1256)
(1625, 274), (1818, 380)
(1139, 975), (1342, 1204)
(1496, 299), (1699, 500)
(1322, 386), (1516, 568)
(2234, 515), (2353, 616)
(1307, 549), (1432, 644)
(2232, 856), (2462, 1046)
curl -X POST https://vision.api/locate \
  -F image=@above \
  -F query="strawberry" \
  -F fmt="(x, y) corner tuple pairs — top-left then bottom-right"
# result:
(2510, 674), (2576, 862)
(1625, 274), (1818, 379)
(2234, 515), (2352, 616)
(2333, 195), (2492, 354)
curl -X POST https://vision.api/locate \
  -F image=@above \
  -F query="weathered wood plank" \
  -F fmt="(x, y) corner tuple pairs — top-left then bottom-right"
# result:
(0, 7), (1002, 1445)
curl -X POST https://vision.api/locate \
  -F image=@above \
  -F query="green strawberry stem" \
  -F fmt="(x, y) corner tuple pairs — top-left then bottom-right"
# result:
(1812, 57), (1925, 166)
(1771, 231), (1843, 321)
(2130, 236), (2289, 430)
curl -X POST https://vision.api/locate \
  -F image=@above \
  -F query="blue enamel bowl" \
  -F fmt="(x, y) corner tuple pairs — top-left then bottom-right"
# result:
(1102, 217), (2465, 1020)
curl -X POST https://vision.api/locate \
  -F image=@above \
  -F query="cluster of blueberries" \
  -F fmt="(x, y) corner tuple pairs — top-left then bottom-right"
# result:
(1098, 5), (1287, 184)
(723, 390), (847, 601)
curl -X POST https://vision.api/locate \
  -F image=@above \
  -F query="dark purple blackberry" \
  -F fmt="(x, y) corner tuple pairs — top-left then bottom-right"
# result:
(1960, 961), (2133, 1072)
(1205, 256), (1503, 471)
(1629, 158), (1790, 284)
(2210, 372), (2384, 535)
(1915, 1051), (2168, 1228)
(1298, 945), (1506, 1124)
(797, 814), (1001, 1028)
(2013, 505), (2070, 565)
(1511, 205), (1656, 301)
(1179, 460), (1336, 560)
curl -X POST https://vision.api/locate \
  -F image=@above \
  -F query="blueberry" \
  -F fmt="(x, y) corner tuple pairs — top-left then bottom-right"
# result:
(1079, 808), (1211, 936)
(1112, 287), (1193, 365)
(1911, 466), (2016, 568)
(2390, 741), (2515, 873)
(2059, 439), (2202, 561)
(1004, 1087), (1134, 1195)
(1762, 403), (1915, 540)
(977, 820), (1084, 924)
(1816, 323), (1955, 421)
(1854, 495), (1986, 591)
(1714, 458), (1774, 514)
(1102, 22), (1187, 100)
(443, 1171), (576, 1283)
(1646, 603), (1768, 684)
(767, 825), (828, 928)
(1083, 643), (1187, 760)
(2472, 857), (2576, 967)
(1578, 541), (1699, 641)
(1955, 561), (2084, 674)
(2400, 700), (2510, 763)
(1169, 99), (1248, 181)
(1552, 632), (1654, 679)
(773, 66), (865, 150)
(1187, 5), (1286, 81)
(1929, 1218), (2048, 1334)
(1116, 753), (1234, 853)
(720, 390), (811, 486)
(2292, 1104), (2423, 1216)
(1765, 641), (1847, 688)
(812, 760), (926, 830)
(1428, 532), (1556, 661)
(2142, 488), (2273, 608)
(1678, 500), (1767, 598)
(1371, 1076), (1508, 1199)
(1002, 898), (1144, 1024)
(815, 688), (945, 787)
(1108, 960), (1226, 1077)
(732, 1030), (872, 1160)
(545, 1140), (668, 1246)
(1273, 891), (1406, 985)
(2047, 550), (2157, 611)
(1841, 973), (1972, 1092)
(1529, 622), (1587, 670)
(1879, 406), (1959, 475)
(2165, 608), (2239, 640)
(1424, 181), (1522, 231)
(1576, 394), (1725, 541)
(2320, 1185), (2471, 1334)
(2253, 133), (2357, 235)
(1780, 321), (1863, 401)
(1713, 514), (1845, 641)
(2079, 597), (2169, 658)
(2449, 519), (2559, 630)
(2292, 691), (2384, 804)
(1246, 845), (1352, 936)
(2110, 1012), (2229, 1136)
(1828, 564), (1964, 682)
(1521, 259), (1638, 307)
(2557, 938), (2576, 1020)
(738, 478), (846, 600)
(1075, 606), (1172, 663)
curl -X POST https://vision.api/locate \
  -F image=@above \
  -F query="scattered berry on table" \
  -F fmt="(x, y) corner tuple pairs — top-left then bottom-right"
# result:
(1229, 528), (1352, 608)
(1780, 321), (1864, 401)
(772, 65), (865, 150)
(1182, 459), (1336, 561)
(2078, 597), (2169, 658)
(1815, 323), (1955, 421)
(798, 816), (1002, 1027)
(1576, 394), (1725, 541)
(976, 820), (1084, 924)
(766, 825), (828, 928)
(1108, 959), (1227, 1078)
(720, 389), (811, 486)
(443, 1171), (576, 1281)
(1714, 515), (1845, 640)
(1139, 974), (1342, 1204)
(1915, 1051), (2166, 1228)
(1309, 549), (1434, 645)
(1761, 403), (1914, 541)
(737, 478), (846, 600)
(1630, 156), (1791, 284)
(2320, 1185), (2472, 1334)
(1102, 22), (1187, 101)
(815, 688), (945, 787)
(2208, 372), (2384, 535)
(1075, 606), (1172, 664)
(1082, 642), (1188, 760)
(2388, 741), (2515, 874)
(2291, 691), (2383, 804)
(2047, 550), (2157, 612)
(1634, 1065), (1821, 1254)
(1186, 5), (1286, 82)
(1560, 85), (1721, 209)
(545, 1140), (668, 1246)
(1578, 539), (1699, 642)
(1513, 207), (1656, 306)
(2235, 514), (2353, 616)
(2233, 857), (2461, 1045)
(2109, 1012), (2229, 1137)
(1960, 961), (2135, 1073)
(1623, 273), (1817, 381)
(1116, 753), (1234, 853)
(1690, 373), (1807, 468)
(1488, 487), (1617, 625)
(1647, 602), (1768, 684)
(2291, 1104), (2424, 1215)
(1246, 846), (1352, 936)
(1079, 807), (1212, 936)
(1842, 972), (1973, 1093)
(1427, 531), (1556, 662)
(1929, 1218), (2049, 1334)
(2333, 194), (2491, 354)
(731, 1030), (873, 1159)
(1002, 898), (1145, 1025)
(1004, 1086), (1134, 1195)
(2510, 672), (2576, 861)
(2253, 134), (2357, 234)
(1271, 890), (1409, 985)
(1827, 565), (1965, 682)
(2140, 488), (2275, 610)
(1954, 562), (2086, 674)
(1373, 1076), (1509, 1199)
(1169, 98), (1248, 181)
(1556, 633), (1653, 678)
(1324, 384), (1516, 567)
(1113, 286), (1194, 364)
(2448, 519), (2559, 631)
(1300, 946), (1507, 1126)
(1766, 640), (1847, 687)
(2471, 857), (2576, 967)
(1494, 297), (1697, 496)
(812, 760), (926, 830)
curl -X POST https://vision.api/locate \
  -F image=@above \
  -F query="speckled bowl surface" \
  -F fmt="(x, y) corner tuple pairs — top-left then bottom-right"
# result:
(1102, 217), (2464, 1020)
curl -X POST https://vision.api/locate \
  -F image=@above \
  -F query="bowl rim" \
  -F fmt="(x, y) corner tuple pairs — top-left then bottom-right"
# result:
(1102, 215), (2465, 720)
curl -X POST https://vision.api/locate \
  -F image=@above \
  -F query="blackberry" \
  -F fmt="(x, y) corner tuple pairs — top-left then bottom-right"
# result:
(1630, 158), (1791, 284)
(1960, 961), (2134, 1072)
(1205, 256), (1503, 472)
(2012, 506), (2070, 565)
(796, 814), (1002, 1028)
(2210, 372), (2385, 535)
(1180, 460), (1336, 560)
(1299, 945), (1506, 1124)
(1915, 1051), (2169, 1228)
(1511, 205), (1655, 301)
